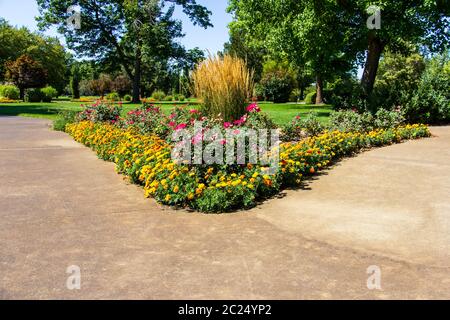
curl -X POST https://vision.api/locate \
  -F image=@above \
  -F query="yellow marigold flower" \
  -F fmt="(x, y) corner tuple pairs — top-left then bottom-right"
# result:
(165, 195), (171, 202)
(173, 186), (179, 193)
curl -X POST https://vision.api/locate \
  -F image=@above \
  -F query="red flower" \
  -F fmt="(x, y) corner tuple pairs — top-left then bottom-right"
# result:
(223, 122), (232, 129)
(175, 123), (187, 131)
(246, 103), (261, 113)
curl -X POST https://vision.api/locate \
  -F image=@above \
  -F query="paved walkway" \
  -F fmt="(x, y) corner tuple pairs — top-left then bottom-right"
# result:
(0, 116), (449, 299)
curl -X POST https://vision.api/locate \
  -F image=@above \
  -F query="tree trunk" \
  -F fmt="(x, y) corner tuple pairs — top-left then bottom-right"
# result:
(132, 45), (142, 104)
(20, 87), (25, 102)
(300, 86), (305, 101)
(315, 75), (324, 105)
(361, 35), (384, 97)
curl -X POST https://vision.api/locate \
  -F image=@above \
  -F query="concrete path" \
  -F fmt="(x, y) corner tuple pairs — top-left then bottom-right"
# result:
(0, 116), (449, 300)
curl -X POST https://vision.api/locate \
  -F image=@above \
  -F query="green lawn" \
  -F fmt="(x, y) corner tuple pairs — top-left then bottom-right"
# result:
(0, 100), (333, 126)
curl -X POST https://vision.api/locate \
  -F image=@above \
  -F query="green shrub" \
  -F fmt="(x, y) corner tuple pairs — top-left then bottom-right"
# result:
(77, 101), (121, 123)
(106, 92), (121, 101)
(53, 110), (78, 132)
(299, 112), (324, 136)
(401, 53), (450, 124)
(41, 86), (58, 102)
(304, 89), (333, 105)
(151, 90), (166, 101)
(259, 70), (294, 103)
(304, 91), (316, 104)
(374, 109), (405, 129)
(328, 79), (367, 110)
(178, 94), (186, 102)
(123, 94), (132, 102)
(329, 109), (405, 133)
(330, 110), (374, 132)
(25, 88), (45, 102)
(289, 88), (302, 102)
(164, 95), (174, 102)
(0, 85), (20, 100)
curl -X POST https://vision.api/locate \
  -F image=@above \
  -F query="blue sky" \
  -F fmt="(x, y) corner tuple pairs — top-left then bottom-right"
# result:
(0, 0), (232, 54)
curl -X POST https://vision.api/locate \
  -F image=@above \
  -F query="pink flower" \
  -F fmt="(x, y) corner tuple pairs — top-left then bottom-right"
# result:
(192, 133), (203, 145)
(233, 129), (240, 135)
(190, 109), (199, 114)
(220, 139), (227, 145)
(246, 103), (261, 113)
(223, 122), (232, 129)
(169, 113), (176, 119)
(175, 123), (187, 131)
(169, 121), (176, 127)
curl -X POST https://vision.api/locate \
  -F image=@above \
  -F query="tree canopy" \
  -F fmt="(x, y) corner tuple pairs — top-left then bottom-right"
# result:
(37, 0), (212, 102)
(0, 19), (67, 92)
(228, 0), (450, 103)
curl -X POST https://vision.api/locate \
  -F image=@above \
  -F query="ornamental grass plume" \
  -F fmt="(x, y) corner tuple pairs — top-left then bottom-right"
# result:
(191, 54), (254, 121)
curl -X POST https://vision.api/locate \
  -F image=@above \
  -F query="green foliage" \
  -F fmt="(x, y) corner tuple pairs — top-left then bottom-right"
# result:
(299, 112), (324, 136)
(164, 95), (174, 102)
(5, 54), (48, 99)
(106, 92), (121, 102)
(40, 86), (58, 102)
(36, 0), (212, 102)
(77, 101), (121, 123)
(70, 64), (81, 99)
(151, 90), (166, 101)
(304, 91), (316, 105)
(0, 20), (67, 91)
(123, 94), (132, 102)
(329, 109), (405, 133)
(0, 85), (20, 100)
(112, 75), (132, 97)
(401, 53), (450, 123)
(53, 110), (77, 132)
(372, 52), (426, 110)
(374, 109), (406, 130)
(282, 112), (324, 141)
(259, 70), (294, 103)
(25, 88), (45, 103)
(327, 78), (366, 110)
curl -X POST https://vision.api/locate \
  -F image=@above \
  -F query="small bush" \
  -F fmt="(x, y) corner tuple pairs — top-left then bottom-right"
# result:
(77, 101), (121, 123)
(0, 85), (20, 100)
(299, 112), (324, 136)
(41, 86), (58, 102)
(106, 92), (121, 102)
(53, 110), (78, 132)
(123, 94), (132, 102)
(304, 91), (316, 105)
(374, 108), (405, 129)
(259, 70), (294, 103)
(25, 88), (45, 102)
(151, 90), (166, 101)
(178, 94), (186, 102)
(192, 54), (254, 121)
(164, 95), (174, 102)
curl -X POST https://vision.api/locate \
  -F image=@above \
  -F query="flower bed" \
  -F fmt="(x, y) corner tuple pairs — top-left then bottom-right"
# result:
(66, 121), (430, 213)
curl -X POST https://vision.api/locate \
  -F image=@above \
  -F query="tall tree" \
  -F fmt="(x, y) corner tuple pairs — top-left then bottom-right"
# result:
(337, 0), (449, 97)
(5, 55), (48, 100)
(228, 0), (353, 104)
(37, 0), (212, 103)
(0, 19), (67, 91)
